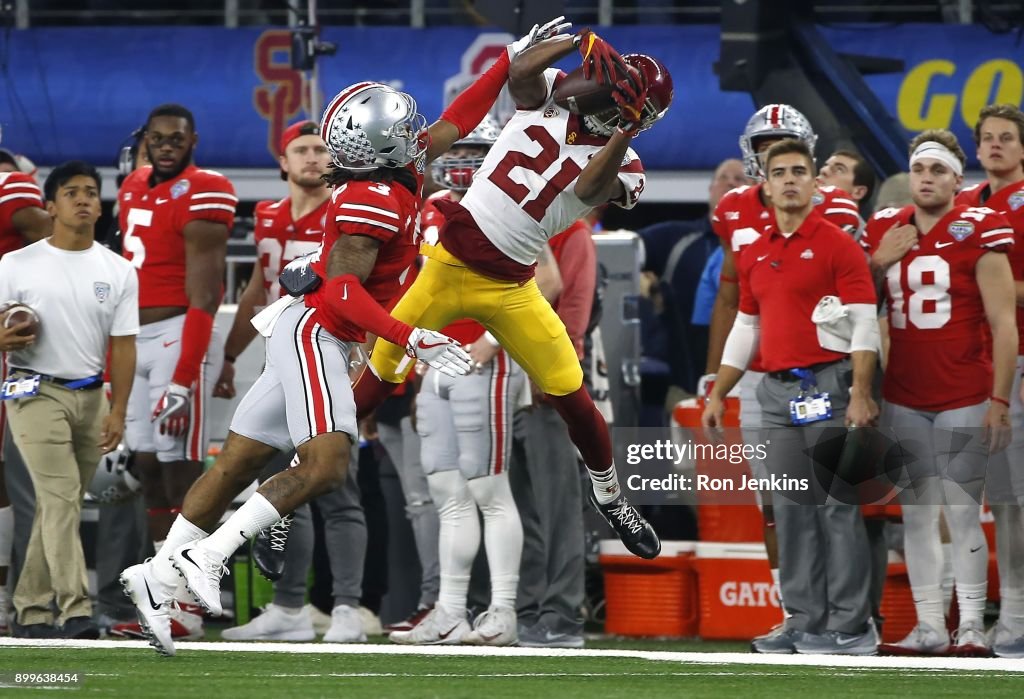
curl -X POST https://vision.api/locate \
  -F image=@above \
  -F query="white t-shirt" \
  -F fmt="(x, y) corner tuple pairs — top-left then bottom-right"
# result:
(0, 239), (139, 378)
(460, 68), (645, 265)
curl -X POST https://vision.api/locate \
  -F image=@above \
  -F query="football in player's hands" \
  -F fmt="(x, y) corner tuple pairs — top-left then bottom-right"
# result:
(0, 302), (40, 337)
(553, 62), (634, 116)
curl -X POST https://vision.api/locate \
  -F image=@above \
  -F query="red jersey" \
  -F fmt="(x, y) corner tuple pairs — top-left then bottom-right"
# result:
(421, 190), (485, 345)
(738, 210), (875, 372)
(0, 172), (43, 259)
(306, 178), (421, 343)
(862, 204), (1014, 411)
(254, 197), (330, 305)
(956, 180), (1024, 354)
(713, 182), (862, 372)
(118, 165), (237, 308)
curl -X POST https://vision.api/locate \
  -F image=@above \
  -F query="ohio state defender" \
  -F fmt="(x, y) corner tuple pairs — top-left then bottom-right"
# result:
(117, 104), (236, 553)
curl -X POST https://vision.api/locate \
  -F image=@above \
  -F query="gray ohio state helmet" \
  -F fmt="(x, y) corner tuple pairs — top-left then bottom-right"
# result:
(320, 82), (428, 172)
(430, 114), (502, 192)
(739, 104), (818, 180)
(87, 445), (141, 505)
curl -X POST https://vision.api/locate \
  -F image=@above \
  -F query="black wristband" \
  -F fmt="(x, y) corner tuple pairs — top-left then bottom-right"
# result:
(224, 354), (236, 364)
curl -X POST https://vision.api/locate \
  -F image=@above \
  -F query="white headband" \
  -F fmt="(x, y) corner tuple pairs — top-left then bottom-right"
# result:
(909, 141), (963, 176)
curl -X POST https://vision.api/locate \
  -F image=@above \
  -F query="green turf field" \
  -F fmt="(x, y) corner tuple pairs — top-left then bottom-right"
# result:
(2, 642), (1023, 698)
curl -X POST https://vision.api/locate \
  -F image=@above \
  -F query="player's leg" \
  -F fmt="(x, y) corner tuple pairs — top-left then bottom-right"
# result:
(991, 358), (1024, 658)
(391, 368), (473, 645)
(478, 276), (660, 559)
(455, 353), (524, 647)
(934, 401), (990, 655)
(174, 305), (358, 615)
(355, 257), (467, 418)
(878, 401), (951, 655)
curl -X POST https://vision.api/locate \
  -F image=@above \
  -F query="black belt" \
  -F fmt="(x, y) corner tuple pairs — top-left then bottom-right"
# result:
(767, 360), (842, 383)
(8, 370), (103, 391)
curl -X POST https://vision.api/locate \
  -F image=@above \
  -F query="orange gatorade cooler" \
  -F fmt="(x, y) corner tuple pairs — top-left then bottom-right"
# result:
(599, 540), (699, 637)
(694, 542), (781, 640)
(672, 397), (764, 542)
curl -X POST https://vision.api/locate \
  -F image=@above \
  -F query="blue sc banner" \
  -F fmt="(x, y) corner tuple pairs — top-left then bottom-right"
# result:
(0, 25), (1021, 169)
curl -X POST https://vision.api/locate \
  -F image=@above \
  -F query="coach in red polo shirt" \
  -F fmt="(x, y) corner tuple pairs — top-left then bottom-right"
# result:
(703, 139), (880, 656)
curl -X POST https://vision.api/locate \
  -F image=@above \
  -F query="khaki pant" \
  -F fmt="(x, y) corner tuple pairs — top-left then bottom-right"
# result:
(6, 379), (106, 625)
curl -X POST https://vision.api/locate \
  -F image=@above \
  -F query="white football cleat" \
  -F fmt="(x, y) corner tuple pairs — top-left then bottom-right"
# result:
(953, 620), (992, 657)
(222, 604), (315, 641)
(322, 604), (367, 643)
(462, 606), (518, 646)
(389, 605), (470, 645)
(878, 622), (950, 656)
(119, 563), (176, 656)
(171, 542), (229, 617)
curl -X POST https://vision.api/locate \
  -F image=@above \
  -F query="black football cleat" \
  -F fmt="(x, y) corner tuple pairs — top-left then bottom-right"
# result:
(252, 514), (292, 582)
(589, 491), (661, 559)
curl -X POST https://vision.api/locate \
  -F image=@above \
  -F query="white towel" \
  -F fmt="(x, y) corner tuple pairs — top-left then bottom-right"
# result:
(250, 295), (303, 338)
(811, 295), (854, 353)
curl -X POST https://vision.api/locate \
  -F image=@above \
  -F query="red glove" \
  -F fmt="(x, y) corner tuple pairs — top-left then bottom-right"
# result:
(152, 383), (191, 437)
(612, 67), (648, 134)
(574, 28), (626, 85)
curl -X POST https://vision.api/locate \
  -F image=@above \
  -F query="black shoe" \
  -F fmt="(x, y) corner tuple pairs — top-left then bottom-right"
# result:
(252, 514), (292, 582)
(60, 616), (100, 639)
(589, 491), (661, 559)
(12, 621), (61, 639)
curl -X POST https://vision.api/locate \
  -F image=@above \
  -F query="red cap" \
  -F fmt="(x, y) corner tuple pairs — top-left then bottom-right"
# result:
(279, 120), (319, 156)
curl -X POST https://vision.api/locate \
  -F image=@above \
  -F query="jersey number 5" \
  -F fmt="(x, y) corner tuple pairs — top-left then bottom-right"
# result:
(488, 125), (582, 222)
(123, 208), (153, 269)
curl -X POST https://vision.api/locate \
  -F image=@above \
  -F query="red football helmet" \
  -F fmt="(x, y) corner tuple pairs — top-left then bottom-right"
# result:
(584, 53), (674, 137)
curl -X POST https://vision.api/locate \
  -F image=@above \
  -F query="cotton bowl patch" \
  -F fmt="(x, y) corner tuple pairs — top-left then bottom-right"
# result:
(171, 179), (190, 199)
(947, 220), (974, 241)
(1009, 190), (1024, 211)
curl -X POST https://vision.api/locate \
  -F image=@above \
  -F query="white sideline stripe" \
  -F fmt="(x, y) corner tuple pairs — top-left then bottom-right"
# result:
(1, 638), (1022, 672)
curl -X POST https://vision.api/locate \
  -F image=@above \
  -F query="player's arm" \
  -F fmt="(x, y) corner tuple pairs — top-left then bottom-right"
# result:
(704, 241), (739, 375)
(321, 235), (470, 376)
(101, 334), (136, 452)
(427, 18), (572, 162)
(535, 243), (563, 302)
(978, 251), (1016, 452)
(11, 206), (52, 243)
(214, 261), (264, 399)
(508, 35), (576, 109)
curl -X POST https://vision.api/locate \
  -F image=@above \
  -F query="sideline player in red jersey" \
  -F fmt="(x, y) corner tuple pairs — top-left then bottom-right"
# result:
(0, 136), (51, 633)
(957, 104), (1024, 659)
(116, 103), (237, 576)
(865, 129), (1016, 657)
(700, 104), (863, 632)
(120, 18), (574, 656)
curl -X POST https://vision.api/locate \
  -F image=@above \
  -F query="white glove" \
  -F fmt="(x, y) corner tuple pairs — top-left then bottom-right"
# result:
(508, 15), (572, 58)
(151, 382), (191, 437)
(406, 328), (473, 378)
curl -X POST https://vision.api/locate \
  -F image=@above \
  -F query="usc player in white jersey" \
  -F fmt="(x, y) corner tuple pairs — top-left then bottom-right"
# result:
(353, 31), (673, 559)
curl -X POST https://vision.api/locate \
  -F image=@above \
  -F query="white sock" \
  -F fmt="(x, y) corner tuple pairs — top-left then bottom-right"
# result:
(427, 470), (478, 616)
(151, 516), (208, 589)
(201, 493), (281, 560)
(468, 473), (522, 610)
(999, 588), (1024, 634)
(940, 542), (955, 612)
(956, 582), (987, 628)
(589, 463), (620, 504)
(910, 583), (946, 633)
(945, 504), (987, 625)
(0, 505), (13, 567)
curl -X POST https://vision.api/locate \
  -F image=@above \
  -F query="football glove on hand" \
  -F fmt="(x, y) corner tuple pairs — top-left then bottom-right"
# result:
(509, 15), (572, 58)
(152, 382), (191, 437)
(406, 328), (473, 378)
(697, 373), (716, 401)
(574, 28), (627, 85)
(612, 67), (648, 133)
